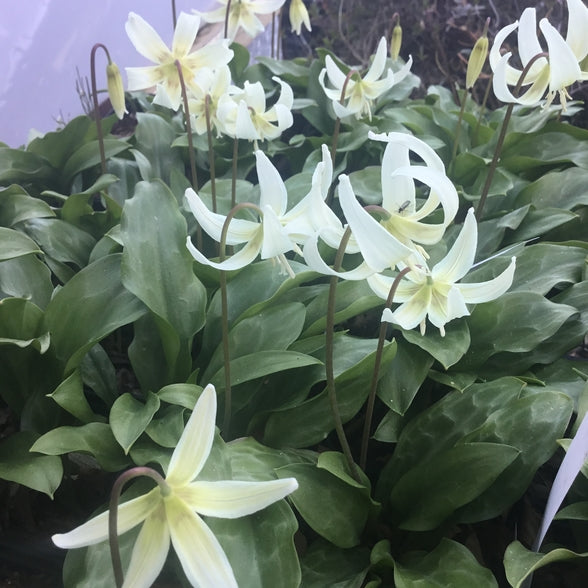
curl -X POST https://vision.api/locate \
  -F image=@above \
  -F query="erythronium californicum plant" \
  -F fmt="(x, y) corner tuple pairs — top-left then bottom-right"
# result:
(52, 385), (298, 588)
(320, 36), (413, 120)
(489, 0), (588, 109)
(125, 11), (233, 110)
(2, 3), (588, 587)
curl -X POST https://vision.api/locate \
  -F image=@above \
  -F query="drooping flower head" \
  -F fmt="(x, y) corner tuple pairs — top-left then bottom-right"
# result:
(52, 384), (298, 587)
(125, 12), (233, 110)
(489, 0), (588, 109)
(319, 37), (412, 120)
(371, 209), (516, 336)
(289, 0), (312, 36)
(198, 0), (286, 41)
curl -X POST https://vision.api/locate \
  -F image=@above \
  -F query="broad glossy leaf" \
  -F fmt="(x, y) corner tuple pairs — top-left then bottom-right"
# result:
(377, 338), (434, 415)
(44, 254), (147, 373)
(0, 254), (53, 308)
(277, 463), (370, 548)
(456, 391), (573, 522)
(156, 383), (204, 410)
(264, 339), (396, 448)
(210, 350), (321, 390)
(30, 422), (130, 471)
(0, 147), (57, 185)
(110, 391), (160, 454)
(121, 180), (206, 379)
(0, 227), (42, 260)
(48, 369), (103, 424)
(0, 184), (55, 226)
(508, 208), (578, 242)
(207, 501), (301, 588)
(504, 541), (588, 588)
(0, 297), (49, 352)
(516, 167), (588, 210)
(20, 217), (96, 267)
(300, 539), (370, 588)
(203, 302), (306, 383)
(394, 538), (498, 587)
(348, 166), (382, 205)
(0, 431), (63, 497)
(389, 442), (519, 530)
(402, 318), (470, 369)
(62, 138), (129, 183)
(145, 405), (186, 448)
(376, 377), (524, 500)
(79, 344), (118, 406)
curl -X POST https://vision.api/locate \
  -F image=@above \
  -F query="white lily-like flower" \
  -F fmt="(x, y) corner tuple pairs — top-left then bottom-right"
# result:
(319, 37), (412, 120)
(368, 131), (459, 250)
(489, 1), (588, 109)
(125, 12), (233, 110)
(369, 209), (516, 336)
(217, 77), (294, 142)
(52, 384), (298, 588)
(187, 66), (232, 136)
(289, 0), (311, 36)
(186, 150), (314, 277)
(198, 0), (285, 41)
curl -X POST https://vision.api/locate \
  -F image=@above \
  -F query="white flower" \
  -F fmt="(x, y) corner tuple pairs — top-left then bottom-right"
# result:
(125, 12), (233, 110)
(289, 0), (311, 36)
(370, 209), (516, 336)
(185, 150), (313, 277)
(319, 37), (412, 120)
(198, 0), (286, 41)
(368, 131), (459, 250)
(490, 1), (588, 109)
(187, 66), (232, 136)
(52, 384), (298, 588)
(217, 77), (294, 142)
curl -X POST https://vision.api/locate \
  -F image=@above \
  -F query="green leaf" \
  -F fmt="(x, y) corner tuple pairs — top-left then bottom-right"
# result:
(402, 318), (470, 369)
(348, 166), (382, 205)
(62, 138), (129, 183)
(389, 442), (520, 530)
(394, 538), (498, 587)
(0, 147), (57, 186)
(0, 254), (53, 308)
(0, 184), (55, 226)
(504, 541), (588, 588)
(121, 180), (206, 380)
(0, 297), (49, 353)
(210, 350), (321, 389)
(30, 422), (130, 471)
(301, 539), (370, 588)
(516, 167), (588, 210)
(207, 501), (301, 588)
(48, 369), (103, 423)
(145, 405), (186, 448)
(264, 339), (396, 448)
(277, 463), (370, 548)
(79, 344), (118, 406)
(156, 383), (204, 409)
(0, 431), (63, 497)
(110, 391), (161, 454)
(0, 227), (42, 260)
(44, 254), (147, 373)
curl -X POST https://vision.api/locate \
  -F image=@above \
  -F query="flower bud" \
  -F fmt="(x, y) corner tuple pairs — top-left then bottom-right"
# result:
(466, 19), (489, 89)
(106, 61), (127, 119)
(390, 15), (402, 61)
(289, 0), (311, 36)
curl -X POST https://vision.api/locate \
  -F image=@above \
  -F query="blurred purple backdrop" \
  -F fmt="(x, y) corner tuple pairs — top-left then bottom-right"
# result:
(0, 1), (216, 147)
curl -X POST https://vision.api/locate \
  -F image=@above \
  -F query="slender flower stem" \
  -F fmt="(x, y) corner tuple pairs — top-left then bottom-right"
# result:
(473, 74), (492, 144)
(90, 43), (112, 176)
(231, 137), (239, 209)
(271, 10), (276, 59)
(360, 266), (412, 471)
(171, 0), (177, 29)
(476, 52), (548, 220)
(218, 202), (264, 435)
(224, 0), (233, 39)
(205, 95), (217, 213)
(326, 227), (361, 482)
(330, 69), (358, 166)
(449, 90), (468, 176)
(109, 467), (169, 588)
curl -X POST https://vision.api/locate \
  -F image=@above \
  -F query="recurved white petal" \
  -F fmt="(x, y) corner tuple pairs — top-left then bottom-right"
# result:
(566, 0), (588, 61)
(324, 55), (349, 93)
(540, 19), (582, 92)
(165, 495), (238, 588)
(364, 37), (388, 83)
(259, 205), (297, 258)
(186, 233), (263, 271)
(338, 175), (414, 271)
(180, 478), (298, 518)
(432, 208), (477, 283)
(126, 12), (171, 64)
(52, 489), (160, 548)
(172, 12), (201, 57)
(256, 151), (288, 215)
(122, 504), (170, 588)
(166, 384), (216, 486)
(457, 256), (516, 303)
(370, 130), (446, 171)
(125, 65), (161, 92)
(385, 287), (431, 330)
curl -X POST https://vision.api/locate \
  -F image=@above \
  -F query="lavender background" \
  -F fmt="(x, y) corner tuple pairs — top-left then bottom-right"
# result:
(0, 1), (224, 147)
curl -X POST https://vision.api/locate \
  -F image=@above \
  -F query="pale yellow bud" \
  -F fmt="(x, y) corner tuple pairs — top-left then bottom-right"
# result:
(390, 22), (402, 61)
(466, 20), (489, 89)
(106, 61), (127, 119)
(289, 0), (311, 36)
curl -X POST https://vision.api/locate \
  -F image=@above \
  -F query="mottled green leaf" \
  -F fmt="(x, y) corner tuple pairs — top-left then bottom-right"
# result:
(110, 392), (161, 454)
